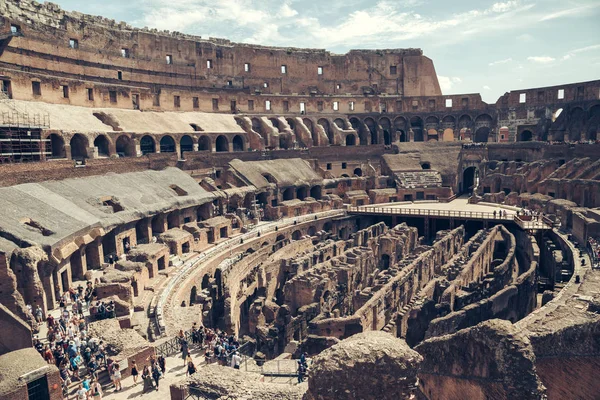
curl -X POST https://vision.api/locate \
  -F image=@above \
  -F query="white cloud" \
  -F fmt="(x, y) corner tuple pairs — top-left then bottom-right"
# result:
(561, 44), (600, 61)
(438, 76), (462, 91)
(483, 85), (491, 90)
(491, 1), (518, 13)
(527, 56), (555, 64)
(278, 3), (298, 18)
(562, 54), (572, 61)
(539, 4), (600, 22)
(489, 57), (513, 66)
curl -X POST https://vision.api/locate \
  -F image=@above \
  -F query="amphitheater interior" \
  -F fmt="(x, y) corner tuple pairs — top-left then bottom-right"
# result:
(0, 1), (599, 400)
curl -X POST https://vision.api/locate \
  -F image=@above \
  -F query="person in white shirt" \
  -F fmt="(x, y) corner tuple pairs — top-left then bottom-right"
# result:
(230, 351), (242, 369)
(76, 384), (87, 400)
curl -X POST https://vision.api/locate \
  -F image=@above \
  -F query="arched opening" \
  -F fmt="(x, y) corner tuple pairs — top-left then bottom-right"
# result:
(398, 130), (407, 142)
(334, 118), (346, 129)
(410, 117), (424, 142)
(140, 135), (156, 155)
(364, 118), (378, 144)
(345, 134), (356, 146)
(232, 135), (244, 151)
(303, 118), (317, 146)
(323, 222), (332, 232)
(353, 168), (363, 177)
(421, 163), (431, 170)
(47, 134), (66, 158)
(383, 130), (391, 145)
(286, 118), (296, 130)
(587, 105), (600, 141)
(380, 254), (390, 270)
(462, 166), (478, 194)
(474, 127), (490, 143)
(318, 118), (333, 145)
(310, 186), (322, 199)
(198, 136), (211, 151)
(297, 186), (307, 200)
(292, 230), (302, 241)
(159, 135), (175, 153)
(70, 133), (89, 160)
(215, 135), (229, 152)
(190, 286), (197, 306)
(94, 135), (110, 157)
(201, 274), (210, 290)
(115, 135), (135, 157)
(279, 135), (290, 150)
(519, 130), (533, 142)
(269, 118), (283, 133)
(180, 135), (194, 157)
(282, 187), (294, 201)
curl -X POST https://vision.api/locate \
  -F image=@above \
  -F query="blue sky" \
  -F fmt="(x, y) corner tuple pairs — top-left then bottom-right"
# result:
(51, 0), (600, 103)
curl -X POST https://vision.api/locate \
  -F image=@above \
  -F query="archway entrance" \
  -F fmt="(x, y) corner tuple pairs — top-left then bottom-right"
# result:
(180, 135), (193, 158)
(94, 135), (110, 157)
(462, 167), (478, 194)
(140, 135), (156, 155)
(190, 286), (197, 306)
(216, 135), (228, 152)
(116, 135), (135, 157)
(474, 127), (490, 143)
(345, 134), (356, 146)
(519, 130), (533, 142)
(160, 136), (175, 153)
(232, 135), (244, 151)
(70, 134), (89, 160)
(47, 134), (66, 158)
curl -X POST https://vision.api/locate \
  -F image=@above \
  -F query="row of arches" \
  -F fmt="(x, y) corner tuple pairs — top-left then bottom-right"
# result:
(47, 133), (246, 160)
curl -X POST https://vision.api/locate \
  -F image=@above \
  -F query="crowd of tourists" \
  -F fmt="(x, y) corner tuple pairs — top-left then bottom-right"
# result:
(32, 281), (110, 399)
(587, 237), (600, 268)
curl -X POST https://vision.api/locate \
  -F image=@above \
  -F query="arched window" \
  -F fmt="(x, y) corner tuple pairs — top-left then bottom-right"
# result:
(215, 135), (228, 152)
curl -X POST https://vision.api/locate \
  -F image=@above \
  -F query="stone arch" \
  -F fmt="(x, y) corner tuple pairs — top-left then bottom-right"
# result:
(318, 118), (334, 145)
(442, 115), (456, 126)
(458, 114), (472, 129)
(334, 118), (346, 129)
(232, 135), (245, 151)
(198, 136), (211, 151)
(251, 118), (263, 134)
(93, 134), (110, 157)
(286, 118), (296, 130)
(345, 134), (356, 146)
(410, 116), (424, 142)
(519, 130), (533, 142)
(364, 117), (378, 144)
(115, 135), (135, 157)
(159, 135), (176, 153)
(70, 133), (89, 160)
(308, 226), (317, 236)
(310, 186), (322, 199)
(140, 135), (156, 155)
(269, 118), (284, 133)
(291, 230), (302, 241)
(180, 135), (194, 157)
(394, 116), (407, 131)
(569, 107), (586, 139)
(190, 286), (197, 306)
(353, 167), (363, 177)
(462, 166), (478, 193)
(216, 135), (229, 152)
(297, 186), (307, 200)
(421, 162), (431, 170)
(303, 118), (317, 146)
(380, 254), (390, 270)
(282, 187), (294, 201)
(201, 274), (211, 289)
(474, 127), (490, 143)
(47, 133), (66, 158)
(398, 130), (407, 142)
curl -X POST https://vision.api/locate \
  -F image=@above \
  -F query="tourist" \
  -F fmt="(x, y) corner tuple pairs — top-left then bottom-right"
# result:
(112, 362), (122, 391)
(151, 364), (161, 391)
(35, 305), (43, 323)
(297, 360), (306, 383)
(90, 378), (103, 399)
(158, 355), (166, 374)
(130, 360), (139, 384)
(180, 337), (189, 366)
(141, 365), (154, 393)
(186, 360), (197, 376)
(76, 383), (88, 400)
(230, 351), (242, 369)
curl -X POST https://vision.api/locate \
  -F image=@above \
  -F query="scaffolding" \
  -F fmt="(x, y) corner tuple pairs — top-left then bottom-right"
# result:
(0, 89), (51, 163)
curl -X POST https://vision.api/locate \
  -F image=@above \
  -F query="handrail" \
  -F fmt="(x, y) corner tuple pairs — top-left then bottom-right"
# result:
(347, 206), (514, 220)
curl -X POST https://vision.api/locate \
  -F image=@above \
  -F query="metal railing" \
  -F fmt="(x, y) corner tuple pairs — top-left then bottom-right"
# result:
(155, 330), (194, 358)
(348, 206), (513, 220)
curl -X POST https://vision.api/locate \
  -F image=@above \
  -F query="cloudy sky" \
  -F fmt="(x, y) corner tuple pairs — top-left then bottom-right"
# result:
(52, 0), (599, 103)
